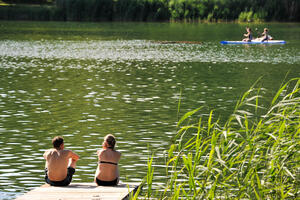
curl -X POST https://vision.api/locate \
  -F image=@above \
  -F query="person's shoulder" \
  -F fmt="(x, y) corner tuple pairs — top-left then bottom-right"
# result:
(43, 149), (51, 155)
(97, 149), (105, 156)
(61, 149), (73, 155)
(63, 149), (78, 158)
(43, 148), (57, 158)
(44, 149), (50, 153)
(115, 150), (122, 157)
(116, 150), (121, 154)
(44, 148), (55, 154)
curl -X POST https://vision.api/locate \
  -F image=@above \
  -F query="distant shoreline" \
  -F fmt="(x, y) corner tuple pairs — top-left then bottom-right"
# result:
(0, 0), (299, 23)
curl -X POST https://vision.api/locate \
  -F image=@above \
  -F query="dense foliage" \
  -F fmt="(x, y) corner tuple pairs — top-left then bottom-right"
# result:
(134, 78), (300, 199)
(2, 0), (52, 4)
(0, 0), (299, 22)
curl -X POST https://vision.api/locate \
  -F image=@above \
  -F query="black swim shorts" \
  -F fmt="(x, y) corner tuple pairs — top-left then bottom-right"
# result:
(45, 167), (75, 186)
(95, 177), (118, 186)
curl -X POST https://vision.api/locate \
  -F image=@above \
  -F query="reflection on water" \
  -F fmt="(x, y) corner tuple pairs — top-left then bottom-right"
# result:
(1, 40), (299, 65)
(0, 22), (300, 199)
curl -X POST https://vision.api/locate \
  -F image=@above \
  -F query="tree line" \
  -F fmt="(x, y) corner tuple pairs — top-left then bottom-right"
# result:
(0, 0), (299, 22)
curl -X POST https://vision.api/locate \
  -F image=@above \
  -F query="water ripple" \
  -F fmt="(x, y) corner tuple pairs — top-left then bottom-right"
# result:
(0, 40), (299, 67)
(0, 37), (299, 198)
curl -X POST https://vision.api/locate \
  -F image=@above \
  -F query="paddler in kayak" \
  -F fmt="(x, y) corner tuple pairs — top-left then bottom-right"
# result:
(242, 27), (253, 42)
(257, 28), (273, 42)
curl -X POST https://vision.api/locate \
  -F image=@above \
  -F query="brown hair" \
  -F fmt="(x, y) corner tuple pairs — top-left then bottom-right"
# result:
(52, 136), (64, 149)
(104, 134), (116, 149)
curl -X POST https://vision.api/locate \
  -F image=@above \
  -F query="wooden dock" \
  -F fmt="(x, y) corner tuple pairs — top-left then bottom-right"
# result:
(15, 182), (140, 200)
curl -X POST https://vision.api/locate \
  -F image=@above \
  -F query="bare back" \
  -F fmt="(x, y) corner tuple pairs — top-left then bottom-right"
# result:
(95, 149), (121, 181)
(44, 149), (73, 181)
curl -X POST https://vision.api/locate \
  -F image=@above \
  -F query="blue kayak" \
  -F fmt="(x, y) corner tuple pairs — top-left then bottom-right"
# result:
(220, 40), (286, 45)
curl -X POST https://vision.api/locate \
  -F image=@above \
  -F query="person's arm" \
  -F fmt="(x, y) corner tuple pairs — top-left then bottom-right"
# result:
(97, 150), (104, 160)
(117, 151), (122, 162)
(97, 149), (101, 157)
(69, 151), (80, 161)
(43, 150), (48, 159)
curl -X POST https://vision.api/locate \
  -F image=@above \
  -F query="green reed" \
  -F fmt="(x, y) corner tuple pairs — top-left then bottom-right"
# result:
(135, 78), (299, 199)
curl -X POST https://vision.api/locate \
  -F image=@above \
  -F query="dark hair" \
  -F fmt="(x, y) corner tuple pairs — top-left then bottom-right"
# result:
(104, 134), (116, 149)
(52, 136), (64, 149)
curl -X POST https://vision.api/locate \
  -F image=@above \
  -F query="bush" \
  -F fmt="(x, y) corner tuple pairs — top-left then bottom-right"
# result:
(0, 0), (299, 22)
(0, 5), (53, 20)
(238, 10), (253, 22)
(2, 0), (53, 4)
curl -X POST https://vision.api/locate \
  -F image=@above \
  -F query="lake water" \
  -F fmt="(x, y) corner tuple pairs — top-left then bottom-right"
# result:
(0, 21), (299, 199)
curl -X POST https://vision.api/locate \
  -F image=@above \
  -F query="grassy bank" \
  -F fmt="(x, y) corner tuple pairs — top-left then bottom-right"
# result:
(0, 0), (299, 22)
(135, 78), (299, 199)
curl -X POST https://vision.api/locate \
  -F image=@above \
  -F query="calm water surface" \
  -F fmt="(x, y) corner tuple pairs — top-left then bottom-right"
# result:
(0, 21), (299, 199)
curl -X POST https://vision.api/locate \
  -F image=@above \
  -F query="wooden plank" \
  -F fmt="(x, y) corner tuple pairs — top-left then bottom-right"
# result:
(15, 182), (140, 200)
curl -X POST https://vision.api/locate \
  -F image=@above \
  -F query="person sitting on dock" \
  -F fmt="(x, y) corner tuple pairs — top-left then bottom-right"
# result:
(43, 136), (80, 186)
(95, 134), (121, 186)
(242, 27), (253, 42)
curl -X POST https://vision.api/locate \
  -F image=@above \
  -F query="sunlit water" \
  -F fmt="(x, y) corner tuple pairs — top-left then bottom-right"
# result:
(0, 21), (299, 199)
(1, 40), (299, 64)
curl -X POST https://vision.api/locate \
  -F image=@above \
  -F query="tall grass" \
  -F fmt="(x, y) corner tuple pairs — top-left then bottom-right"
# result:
(137, 78), (299, 199)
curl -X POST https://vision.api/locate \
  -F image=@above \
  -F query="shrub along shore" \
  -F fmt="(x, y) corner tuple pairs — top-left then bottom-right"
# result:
(134, 78), (299, 199)
(0, 0), (299, 22)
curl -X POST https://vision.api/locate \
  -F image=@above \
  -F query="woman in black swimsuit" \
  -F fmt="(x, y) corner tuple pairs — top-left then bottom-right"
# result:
(94, 134), (121, 186)
(242, 27), (253, 42)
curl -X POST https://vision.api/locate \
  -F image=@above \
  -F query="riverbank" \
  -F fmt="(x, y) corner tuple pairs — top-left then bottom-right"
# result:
(0, 0), (299, 22)
(140, 78), (300, 199)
